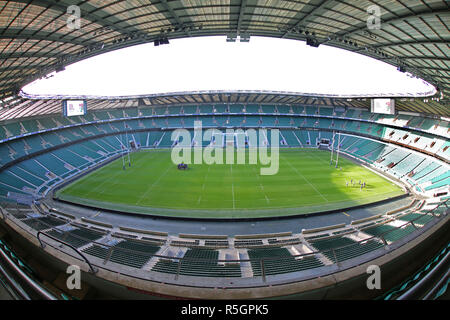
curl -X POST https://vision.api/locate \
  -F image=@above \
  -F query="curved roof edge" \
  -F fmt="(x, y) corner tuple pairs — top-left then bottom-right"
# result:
(19, 88), (437, 101)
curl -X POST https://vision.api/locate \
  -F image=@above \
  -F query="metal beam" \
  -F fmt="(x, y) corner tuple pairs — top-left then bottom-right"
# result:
(282, 0), (335, 38)
(0, 28), (98, 47)
(368, 39), (450, 49)
(0, 52), (58, 59)
(237, 0), (247, 35)
(159, 0), (192, 37)
(413, 66), (450, 72)
(0, 73), (27, 82)
(7, 0), (140, 35)
(0, 65), (44, 73)
(382, 55), (449, 61)
(324, 7), (449, 43)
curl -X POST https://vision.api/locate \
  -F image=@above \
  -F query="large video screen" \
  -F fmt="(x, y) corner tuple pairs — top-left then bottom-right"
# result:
(371, 98), (395, 115)
(62, 100), (87, 117)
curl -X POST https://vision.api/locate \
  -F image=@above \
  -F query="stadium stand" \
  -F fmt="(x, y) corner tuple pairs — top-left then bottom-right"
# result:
(1, 197), (446, 282)
(0, 0), (448, 301)
(0, 105), (448, 203)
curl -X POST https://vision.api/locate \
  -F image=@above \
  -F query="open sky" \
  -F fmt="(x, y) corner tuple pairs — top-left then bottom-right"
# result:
(23, 36), (436, 97)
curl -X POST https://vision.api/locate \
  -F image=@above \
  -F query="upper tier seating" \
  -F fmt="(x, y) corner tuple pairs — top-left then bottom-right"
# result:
(0, 104), (447, 201)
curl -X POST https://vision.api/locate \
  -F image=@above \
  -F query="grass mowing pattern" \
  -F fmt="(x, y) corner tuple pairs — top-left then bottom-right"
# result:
(55, 149), (404, 219)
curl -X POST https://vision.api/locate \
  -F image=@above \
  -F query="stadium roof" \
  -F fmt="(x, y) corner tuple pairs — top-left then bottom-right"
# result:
(0, 0), (448, 117)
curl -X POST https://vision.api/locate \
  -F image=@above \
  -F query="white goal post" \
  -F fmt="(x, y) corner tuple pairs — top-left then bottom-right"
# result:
(223, 131), (248, 148)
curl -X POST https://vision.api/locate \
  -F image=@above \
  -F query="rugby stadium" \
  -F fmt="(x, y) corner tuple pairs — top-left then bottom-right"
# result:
(0, 0), (448, 302)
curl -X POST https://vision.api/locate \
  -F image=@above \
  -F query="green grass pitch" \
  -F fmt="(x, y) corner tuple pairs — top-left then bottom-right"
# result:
(55, 149), (404, 219)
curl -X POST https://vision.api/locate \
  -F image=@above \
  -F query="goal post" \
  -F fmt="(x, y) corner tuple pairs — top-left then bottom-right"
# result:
(222, 131), (248, 149)
(330, 130), (335, 165)
(225, 133), (234, 147)
(335, 131), (341, 168)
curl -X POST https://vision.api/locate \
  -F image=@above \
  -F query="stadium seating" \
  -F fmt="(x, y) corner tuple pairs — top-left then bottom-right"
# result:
(83, 239), (160, 269)
(44, 227), (103, 248)
(111, 240), (160, 267)
(22, 216), (66, 231)
(152, 248), (242, 277)
(247, 247), (324, 276)
(309, 236), (383, 263)
(361, 223), (416, 243)
(1, 195), (445, 281)
(398, 213), (434, 226)
(0, 103), (447, 204)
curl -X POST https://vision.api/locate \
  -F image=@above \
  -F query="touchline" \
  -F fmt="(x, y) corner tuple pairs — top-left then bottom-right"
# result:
(170, 121), (280, 175)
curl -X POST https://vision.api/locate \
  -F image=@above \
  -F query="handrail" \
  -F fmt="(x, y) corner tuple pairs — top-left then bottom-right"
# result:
(331, 248), (338, 263)
(379, 242), (450, 300)
(37, 231), (97, 274)
(261, 259), (266, 282)
(175, 259), (182, 280)
(423, 264), (450, 300)
(0, 244), (57, 300)
(0, 206), (5, 220)
(424, 199), (448, 217)
(379, 235), (388, 246)
(398, 249), (450, 300)
(0, 263), (30, 299)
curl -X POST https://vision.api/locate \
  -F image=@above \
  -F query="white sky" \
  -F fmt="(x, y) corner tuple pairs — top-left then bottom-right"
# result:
(23, 36), (435, 97)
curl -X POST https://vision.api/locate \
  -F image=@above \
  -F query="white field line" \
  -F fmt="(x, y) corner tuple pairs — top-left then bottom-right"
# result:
(308, 150), (330, 166)
(136, 162), (172, 205)
(88, 152), (153, 196)
(197, 198), (276, 204)
(263, 192), (270, 204)
(231, 164), (236, 209)
(252, 166), (270, 204)
(85, 164), (129, 196)
(232, 183), (235, 209)
(282, 155), (329, 203)
(198, 165), (211, 204)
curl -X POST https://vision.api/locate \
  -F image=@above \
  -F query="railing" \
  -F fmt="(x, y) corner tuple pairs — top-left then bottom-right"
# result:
(0, 206), (5, 220)
(0, 241), (57, 300)
(379, 242), (450, 300)
(36, 231), (97, 274)
(398, 250), (450, 300)
(0, 261), (30, 299)
(3, 199), (448, 283)
(422, 199), (448, 218)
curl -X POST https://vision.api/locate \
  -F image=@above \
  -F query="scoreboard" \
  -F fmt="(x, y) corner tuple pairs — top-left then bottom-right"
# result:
(371, 98), (395, 115)
(62, 100), (87, 117)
